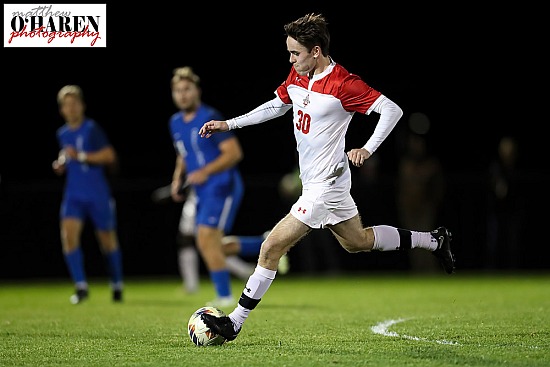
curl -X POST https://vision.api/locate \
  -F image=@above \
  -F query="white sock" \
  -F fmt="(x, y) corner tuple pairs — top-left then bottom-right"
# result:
(225, 255), (255, 280)
(372, 225), (400, 251)
(75, 281), (88, 290)
(229, 304), (251, 331)
(229, 265), (276, 331)
(178, 247), (199, 293)
(411, 231), (438, 251)
(372, 225), (438, 251)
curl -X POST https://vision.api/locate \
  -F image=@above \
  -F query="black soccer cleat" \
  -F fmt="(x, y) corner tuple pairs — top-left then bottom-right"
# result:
(431, 226), (455, 274)
(201, 313), (241, 341)
(112, 289), (123, 302)
(70, 288), (89, 305)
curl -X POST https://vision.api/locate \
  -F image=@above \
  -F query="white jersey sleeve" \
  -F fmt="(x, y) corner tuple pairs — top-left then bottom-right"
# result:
(226, 96), (292, 130)
(362, 95), (403, 154)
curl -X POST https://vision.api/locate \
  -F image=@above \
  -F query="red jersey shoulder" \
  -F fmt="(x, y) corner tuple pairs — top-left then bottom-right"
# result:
(276, 64), (381, 112)
(329, 65), (382, 113)
(310, 64), (351, 94)
(311, 64), (369, 96)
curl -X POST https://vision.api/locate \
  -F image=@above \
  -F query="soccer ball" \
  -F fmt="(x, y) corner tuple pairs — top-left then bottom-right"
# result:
(187, 306), (227, 346)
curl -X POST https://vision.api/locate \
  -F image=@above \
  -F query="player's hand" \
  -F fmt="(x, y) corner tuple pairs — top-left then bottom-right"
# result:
(52, 149), (68, 175)
(63, 146), (78, 160)
(171, 180), (187, 203)
(186, 169), (209, 186)
(347, 148), (371, 167)
(52, 158), (66, 175)
(199, 120), (229, 138)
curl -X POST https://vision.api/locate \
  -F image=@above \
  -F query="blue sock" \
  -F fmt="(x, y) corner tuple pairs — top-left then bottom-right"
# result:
(210, 269), (231, 298)
(237, 236), (264, 256)
(105, 248), (123, 289)
(64, 248), (86, 287)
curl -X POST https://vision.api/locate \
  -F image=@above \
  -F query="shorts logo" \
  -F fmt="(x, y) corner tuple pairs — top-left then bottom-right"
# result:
(4, 4), (107, 47)
(297, 206), (306, 214)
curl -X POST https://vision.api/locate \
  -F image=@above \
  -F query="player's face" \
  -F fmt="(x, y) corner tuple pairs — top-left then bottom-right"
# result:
(286, 36), (316, 76)
(172, 80), (200, 112)
(59, 95), (85, 125)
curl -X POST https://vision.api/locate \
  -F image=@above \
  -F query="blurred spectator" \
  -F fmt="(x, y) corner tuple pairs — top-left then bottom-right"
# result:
(352, 154), (396, 226)
(396, 126), (445, 273)
(486, 136), (525, 269)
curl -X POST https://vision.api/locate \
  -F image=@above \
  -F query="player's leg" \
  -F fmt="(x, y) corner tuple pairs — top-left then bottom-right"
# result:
(93, 197), (124, 302)
(221, 235), (255, 279)
(222, 230), (290, 278)
(60, 197), (89, 304)
(220, 235), (241, 255)
(204, 180), (349, 339)
(199, 172), (246, 306)
(177, 232), (200, 293)
(195, 224), (234, 307)
(222, 233), (264, 280)
(222, 235), (262, 256)
(202, 214), (309, 340)
(329, 215), (455, 274)
(222, 236), (256, 280)
(223, 254), (255, 280)
(177, 190), (200, 293)
(96, 229), (123, 301)
(323, 173), (455, 274)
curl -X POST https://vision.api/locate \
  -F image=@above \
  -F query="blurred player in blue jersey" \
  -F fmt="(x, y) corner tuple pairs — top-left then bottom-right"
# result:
(175, 187), (285, 293)
(168, 66), (249, 308)
(151, 180), (289, 294)
(52, 85), (124, 304)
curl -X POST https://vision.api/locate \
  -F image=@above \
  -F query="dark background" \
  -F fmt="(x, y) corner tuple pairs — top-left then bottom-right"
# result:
(2, 3), (548, 279)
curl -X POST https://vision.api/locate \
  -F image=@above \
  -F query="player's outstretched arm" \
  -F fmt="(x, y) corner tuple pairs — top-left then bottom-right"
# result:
(199, 120), (229, 138)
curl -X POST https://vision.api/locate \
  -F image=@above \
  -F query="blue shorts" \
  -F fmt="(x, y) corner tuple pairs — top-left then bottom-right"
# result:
(195, 177), (243, 234)
(60, 195), (117, 231)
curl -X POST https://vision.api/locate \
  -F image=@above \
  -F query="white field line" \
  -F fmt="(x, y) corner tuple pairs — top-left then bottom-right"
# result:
(371, 318), (460, 346)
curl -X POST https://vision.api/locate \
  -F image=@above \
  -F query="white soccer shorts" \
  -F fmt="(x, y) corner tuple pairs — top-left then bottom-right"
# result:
(290, 169), (358, 229)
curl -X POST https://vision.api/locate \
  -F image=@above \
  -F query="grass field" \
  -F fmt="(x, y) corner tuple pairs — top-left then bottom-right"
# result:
(1, 272), (548, 367)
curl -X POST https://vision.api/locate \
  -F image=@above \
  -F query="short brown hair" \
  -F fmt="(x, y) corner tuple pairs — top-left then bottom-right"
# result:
(284, 13), (330, 56)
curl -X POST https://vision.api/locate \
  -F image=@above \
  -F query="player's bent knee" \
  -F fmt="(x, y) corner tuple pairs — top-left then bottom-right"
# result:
(221, 235), (238, 246)
(340, 241), (367, 253)
(222, 242), (240, 256)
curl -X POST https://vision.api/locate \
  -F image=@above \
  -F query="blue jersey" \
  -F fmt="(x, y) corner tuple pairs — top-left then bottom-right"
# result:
(169, 103), (241, 197)
(169, 103), (243, 232)
(56, 118), (112, 200)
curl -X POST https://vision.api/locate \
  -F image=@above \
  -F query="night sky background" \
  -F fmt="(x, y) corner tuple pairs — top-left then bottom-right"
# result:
(3, 3), (546, 178)
(2, 3), (548, 277)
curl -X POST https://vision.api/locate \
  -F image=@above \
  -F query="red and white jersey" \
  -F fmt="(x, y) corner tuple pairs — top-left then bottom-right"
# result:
(276, 60), (382, 186)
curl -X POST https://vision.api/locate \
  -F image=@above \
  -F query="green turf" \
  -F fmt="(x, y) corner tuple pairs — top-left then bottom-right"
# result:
(1, 273), (548, 366)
